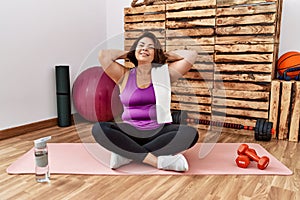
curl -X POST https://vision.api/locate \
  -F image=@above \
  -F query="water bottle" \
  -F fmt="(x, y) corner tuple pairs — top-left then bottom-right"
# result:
(34, 136), (51, 183)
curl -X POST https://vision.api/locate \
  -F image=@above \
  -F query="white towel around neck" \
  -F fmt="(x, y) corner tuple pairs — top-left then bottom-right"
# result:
(151, 64), (173, 124)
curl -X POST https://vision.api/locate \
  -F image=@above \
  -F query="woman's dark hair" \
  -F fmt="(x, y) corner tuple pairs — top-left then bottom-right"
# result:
(127, 32), (166, 67)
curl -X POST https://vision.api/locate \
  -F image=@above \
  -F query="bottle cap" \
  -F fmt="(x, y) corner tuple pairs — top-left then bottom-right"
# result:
(34, 136), (52, 149)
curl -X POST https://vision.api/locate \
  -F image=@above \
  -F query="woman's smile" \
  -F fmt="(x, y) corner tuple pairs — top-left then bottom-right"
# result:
(139, 50), (150, 57)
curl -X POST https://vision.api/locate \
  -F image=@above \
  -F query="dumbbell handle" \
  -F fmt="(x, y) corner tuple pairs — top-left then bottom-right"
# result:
(244, 150), (260, 162)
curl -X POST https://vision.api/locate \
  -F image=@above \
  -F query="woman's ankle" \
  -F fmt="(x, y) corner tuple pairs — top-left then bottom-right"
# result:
(142, 153), (158, 167)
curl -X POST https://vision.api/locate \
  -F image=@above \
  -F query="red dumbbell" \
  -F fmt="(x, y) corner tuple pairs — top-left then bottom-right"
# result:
(236, 148), (257, 168)
(237, 144), (270, 170)
(235, 155), (250, 168)
(247, 148), (257, 161)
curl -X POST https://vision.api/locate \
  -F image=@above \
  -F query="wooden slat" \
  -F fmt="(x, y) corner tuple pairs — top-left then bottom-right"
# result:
(278, 82), (292, 140)
(215, 63), (272, 73)
(216, 3), (277, 16)
(124, 45), (167, 52)
(166, 45), (214, 53)
(214, 73), (271, 82)
(167, 37), (215, 46)
(172, 86), (211, 96)
(124, 13), (165, 23)
(124, 5), (165, 15)
(216, 25), (275, 35)
(171, 102), (211, 113)
(124, 30), (144, 39)
(214, 82), (270, 91)
(166, 18), (215, 28)
(187, 112), (211, 121)
(196, 54), (214, 63)
(215, 53), (273, 63)
(289, 82), (300, 142)
(125, 30), (165, 39)
(217, 0), (277, 7)
(268, 80), (280, 138)
(216, 14), (276, 26)
(125, 38), (165, 47)
(272, 44), (279, 79)
(167, 0), (216, 10)
(274, 0), (283, 44)
(167, 9), (215, 19)
(213, 107), (268, 119)
(166, 28), (215, 37)
(176, 79), (213, 89)
(213, 98), (269, 110)
(215, 35), (275, 44)
(124, 21), (165, 30)
(193, 63), (214, 71)
(183, 71), (214, 80)
(215, 44), (274, 53)
(213, 89), (269, 100)
(171, 94), (212, 104)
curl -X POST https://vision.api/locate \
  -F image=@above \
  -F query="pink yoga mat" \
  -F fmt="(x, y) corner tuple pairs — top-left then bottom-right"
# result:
(6, 143), (293, 175)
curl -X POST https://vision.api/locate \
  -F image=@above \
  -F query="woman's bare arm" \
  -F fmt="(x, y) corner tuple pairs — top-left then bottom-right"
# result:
(166, 50), (197, 82)
(98, 49), (129, 84)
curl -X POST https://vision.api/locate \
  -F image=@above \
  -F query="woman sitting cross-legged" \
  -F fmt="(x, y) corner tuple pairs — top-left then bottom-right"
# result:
(92, 32), (199, 172)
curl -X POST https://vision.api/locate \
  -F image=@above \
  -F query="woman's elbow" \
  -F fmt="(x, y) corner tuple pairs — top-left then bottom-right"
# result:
(188, 50), (197, 65)
(98, 50), (110, 68)
(98, 50), (104, 62)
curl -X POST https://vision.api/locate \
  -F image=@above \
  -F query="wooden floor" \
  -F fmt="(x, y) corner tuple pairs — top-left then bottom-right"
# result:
(0, 123), (299, 200)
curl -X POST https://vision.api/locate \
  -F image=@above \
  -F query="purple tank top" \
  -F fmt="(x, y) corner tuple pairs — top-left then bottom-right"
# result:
(119, 68), (160, 130)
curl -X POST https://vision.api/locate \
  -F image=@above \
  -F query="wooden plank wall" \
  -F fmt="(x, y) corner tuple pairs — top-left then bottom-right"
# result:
(124, 0), (282, 131)
(166, 0), (216, 129)
(212, 0), (281, 127)
(124, 5), (166, 51)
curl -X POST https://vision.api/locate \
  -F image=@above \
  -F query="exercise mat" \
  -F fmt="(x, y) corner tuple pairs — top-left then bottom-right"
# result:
(6, 143), (293, 175)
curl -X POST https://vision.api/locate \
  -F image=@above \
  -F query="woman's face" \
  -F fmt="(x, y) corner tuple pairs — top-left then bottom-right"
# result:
(135, 37), (155, 65)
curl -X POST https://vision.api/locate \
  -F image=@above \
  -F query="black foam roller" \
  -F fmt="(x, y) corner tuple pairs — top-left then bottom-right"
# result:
(56, 94), (71, 127)
(55, 65), (70, 94)
(55, 65), (71, 127)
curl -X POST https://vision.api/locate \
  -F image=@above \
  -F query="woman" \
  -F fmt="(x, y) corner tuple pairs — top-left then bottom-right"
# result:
(92, 32), (198, 172)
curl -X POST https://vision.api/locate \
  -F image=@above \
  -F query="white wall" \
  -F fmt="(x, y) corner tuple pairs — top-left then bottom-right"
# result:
(106, 0), (131, 40)
(278, 0), (300, 55)
(78, 0), (131, 74)
(0, 0), (107, 130)
(1, 0), (299, 130)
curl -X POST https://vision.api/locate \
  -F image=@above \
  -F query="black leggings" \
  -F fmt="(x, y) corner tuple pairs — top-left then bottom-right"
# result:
(92, 122), (199, 162)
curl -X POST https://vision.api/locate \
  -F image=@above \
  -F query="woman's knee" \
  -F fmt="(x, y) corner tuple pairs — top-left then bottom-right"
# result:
(191, 128), (199, 145)
(92, 122), (101, 141)
(91, 122), (110, 142)
(182, 125), (199, 145)
(181, 125), (197, 135)
(92, 122), (102, 135)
